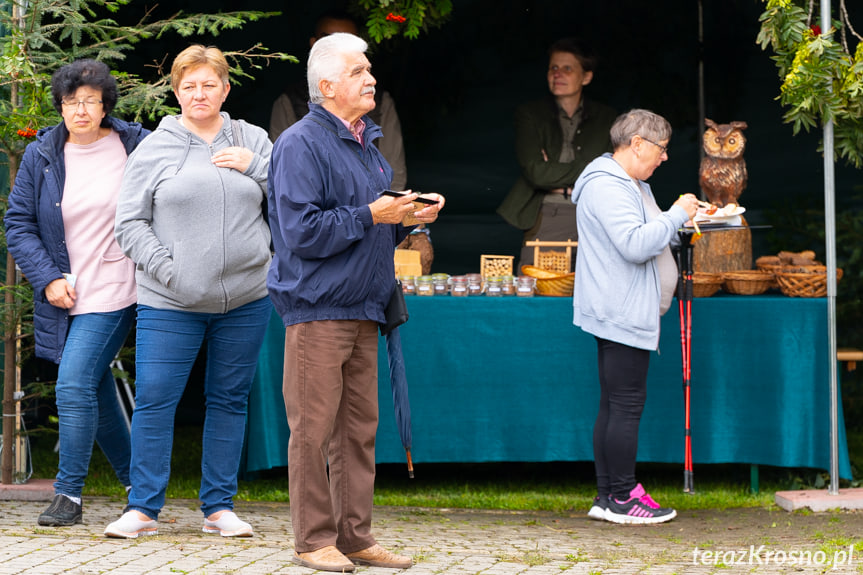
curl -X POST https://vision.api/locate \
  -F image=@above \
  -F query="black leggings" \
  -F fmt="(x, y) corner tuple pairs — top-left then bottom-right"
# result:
(593, 337), (650, 501)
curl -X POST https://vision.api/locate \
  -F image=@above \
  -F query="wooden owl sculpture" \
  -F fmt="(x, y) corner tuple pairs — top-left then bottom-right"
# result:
(699, 118), (748, 207)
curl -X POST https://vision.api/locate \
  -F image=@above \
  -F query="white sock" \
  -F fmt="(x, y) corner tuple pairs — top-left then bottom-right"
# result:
(61, 494), (82, 505)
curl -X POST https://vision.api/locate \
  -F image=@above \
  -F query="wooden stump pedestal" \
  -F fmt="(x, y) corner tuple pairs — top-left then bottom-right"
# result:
(692, 223), (752, 273)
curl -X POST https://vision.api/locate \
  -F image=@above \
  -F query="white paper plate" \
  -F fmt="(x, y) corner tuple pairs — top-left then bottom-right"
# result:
(697, 206), (746, 222)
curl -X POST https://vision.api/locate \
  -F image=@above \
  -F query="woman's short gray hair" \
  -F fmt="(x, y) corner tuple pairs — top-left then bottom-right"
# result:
(308, 32), (369, 104)
(610, 109), (672, 150)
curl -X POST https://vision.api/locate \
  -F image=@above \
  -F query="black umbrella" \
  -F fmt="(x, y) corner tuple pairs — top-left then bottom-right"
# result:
(385, 326), (414, 477)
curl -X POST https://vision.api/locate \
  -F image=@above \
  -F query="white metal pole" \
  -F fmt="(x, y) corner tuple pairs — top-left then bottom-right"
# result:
(821, 0), (840, 496)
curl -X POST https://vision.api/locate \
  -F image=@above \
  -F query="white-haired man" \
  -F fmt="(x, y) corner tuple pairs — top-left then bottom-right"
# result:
(268, 33), (444, 572)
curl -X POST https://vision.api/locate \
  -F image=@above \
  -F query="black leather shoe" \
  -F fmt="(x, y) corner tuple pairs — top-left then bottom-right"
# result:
(38, 494), (82, 526)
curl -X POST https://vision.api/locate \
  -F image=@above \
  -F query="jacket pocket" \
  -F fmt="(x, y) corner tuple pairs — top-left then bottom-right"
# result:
(168, 240), (215, 307)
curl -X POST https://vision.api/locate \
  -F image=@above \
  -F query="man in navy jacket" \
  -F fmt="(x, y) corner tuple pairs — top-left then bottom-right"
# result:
(267, 32), (443, 572)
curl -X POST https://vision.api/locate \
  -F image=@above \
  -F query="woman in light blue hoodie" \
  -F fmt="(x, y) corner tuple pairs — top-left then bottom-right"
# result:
(571, 109), (698, 525)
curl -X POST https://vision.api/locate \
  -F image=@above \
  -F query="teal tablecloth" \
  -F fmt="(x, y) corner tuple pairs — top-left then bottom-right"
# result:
(243, 294), (852, 479)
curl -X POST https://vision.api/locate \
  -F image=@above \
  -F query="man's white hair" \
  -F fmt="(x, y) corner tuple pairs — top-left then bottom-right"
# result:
(308, 33), (369, 105)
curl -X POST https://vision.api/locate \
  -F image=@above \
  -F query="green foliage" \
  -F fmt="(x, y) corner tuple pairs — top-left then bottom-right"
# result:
(0, 1), (296, 458)
(0, 0), (296, 158)
(355, 0), (452, 42)
(757, 0), (863, 168)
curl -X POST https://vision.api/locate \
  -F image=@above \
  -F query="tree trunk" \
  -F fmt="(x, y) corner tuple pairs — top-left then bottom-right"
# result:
(2, 110), (20, 483)
(2, 252), (17, 485)
(692, 224), (753, 274)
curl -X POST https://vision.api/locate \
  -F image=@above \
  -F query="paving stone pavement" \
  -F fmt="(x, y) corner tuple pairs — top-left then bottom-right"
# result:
(1, 497), (862, 574)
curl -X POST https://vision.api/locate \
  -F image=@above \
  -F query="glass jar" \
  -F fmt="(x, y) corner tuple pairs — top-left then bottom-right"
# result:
(416, 275), (434, 296)
(399, 275), (416, 295)
(432, 273), (450, 296)
(450, 275), (469, 297)
(485, 276), (503, 297)
(516, 275), (536, 297)
(466, 273), (484, 296)
(500, 275), (516, 296)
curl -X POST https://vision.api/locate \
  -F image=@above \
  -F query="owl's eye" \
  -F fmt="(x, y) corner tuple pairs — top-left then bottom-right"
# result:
(729, 138), (736, 145)
(714, 137), (721, 144)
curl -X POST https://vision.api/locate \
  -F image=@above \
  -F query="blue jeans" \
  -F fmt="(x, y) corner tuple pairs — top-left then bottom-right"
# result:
(127, 297), (272, 519)
(54, 305), (135, 497)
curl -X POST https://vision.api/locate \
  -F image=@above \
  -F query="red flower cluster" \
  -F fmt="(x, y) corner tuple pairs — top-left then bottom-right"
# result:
(386, 12), (407, 23)
(16, 128), (37, 138)
(810, 24), (822, 36)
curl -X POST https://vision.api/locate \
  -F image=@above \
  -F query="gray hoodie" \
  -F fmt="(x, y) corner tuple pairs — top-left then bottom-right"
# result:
(115, 113), (272, 313)
(570, 153), (688, 350)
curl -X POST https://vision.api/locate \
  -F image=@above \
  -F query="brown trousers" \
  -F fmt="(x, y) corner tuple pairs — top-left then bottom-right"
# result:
(282, 319), (379, 553)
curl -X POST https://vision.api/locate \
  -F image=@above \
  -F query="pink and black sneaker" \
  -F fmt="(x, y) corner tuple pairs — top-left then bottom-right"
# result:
(587, 494), (608, 521)
(604, 483), (676, 524)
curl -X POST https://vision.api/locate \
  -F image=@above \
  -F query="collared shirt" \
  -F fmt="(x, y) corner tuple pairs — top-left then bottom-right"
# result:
(545, 103), (585, 205)
(557, 103), (584, 164)
(338, 116), (366, 146)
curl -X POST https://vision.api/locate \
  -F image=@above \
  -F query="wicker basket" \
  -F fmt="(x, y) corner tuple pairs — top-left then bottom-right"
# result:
(691, 272), (723, 298)
(721, 269), (775, 295)
(524, 240), (578, 273)
(535, 250), (570, 273)
(535, 273), (575, 296)
(520, 265), (574, 296)
(775, 265), (843, 298)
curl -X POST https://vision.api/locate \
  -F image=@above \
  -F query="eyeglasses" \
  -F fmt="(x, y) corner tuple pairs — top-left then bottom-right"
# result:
(640, 136), (668, 154)
(61, 99), (103, 110)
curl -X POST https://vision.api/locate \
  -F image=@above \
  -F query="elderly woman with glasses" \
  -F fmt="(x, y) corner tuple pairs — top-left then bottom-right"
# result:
(570, 109), (699, 525)
(4, 59), (150, 526)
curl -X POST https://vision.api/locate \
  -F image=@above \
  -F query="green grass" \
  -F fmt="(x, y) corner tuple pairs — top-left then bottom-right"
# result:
(25, 425), (860, 513)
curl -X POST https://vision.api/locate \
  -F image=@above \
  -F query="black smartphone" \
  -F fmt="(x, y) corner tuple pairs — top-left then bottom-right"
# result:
(380, 189), (438, 205)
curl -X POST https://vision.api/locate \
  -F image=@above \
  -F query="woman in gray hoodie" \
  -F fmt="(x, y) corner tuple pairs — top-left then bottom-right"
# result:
(571, 109), (698, 525)
(106, 45), (273, 539)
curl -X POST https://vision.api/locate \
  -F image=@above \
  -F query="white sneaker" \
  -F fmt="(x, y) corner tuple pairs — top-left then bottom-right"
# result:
(202, 511), (253, 537)
(104, 510), (158, 538)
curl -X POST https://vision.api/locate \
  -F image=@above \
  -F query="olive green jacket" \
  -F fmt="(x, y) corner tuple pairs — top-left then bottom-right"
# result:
(497, 96), (617, 230)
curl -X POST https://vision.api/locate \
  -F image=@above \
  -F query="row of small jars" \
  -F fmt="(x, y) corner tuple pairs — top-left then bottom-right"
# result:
(400, 274), (536, 297)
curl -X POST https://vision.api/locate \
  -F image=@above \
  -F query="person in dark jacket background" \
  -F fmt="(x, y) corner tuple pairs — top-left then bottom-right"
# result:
(496, 38), (617, 269)
(4, 59), (149, 527)
(268, 33), (443, 572)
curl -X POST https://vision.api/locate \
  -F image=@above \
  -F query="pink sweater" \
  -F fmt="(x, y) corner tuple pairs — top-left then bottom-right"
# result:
(62, 130), (136, 315)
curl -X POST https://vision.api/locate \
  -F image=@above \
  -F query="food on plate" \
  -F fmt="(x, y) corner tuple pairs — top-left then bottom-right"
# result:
(696, 201), (743, 219)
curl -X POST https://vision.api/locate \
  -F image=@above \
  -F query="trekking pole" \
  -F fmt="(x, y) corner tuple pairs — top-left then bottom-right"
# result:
(681, 232), (695, 494)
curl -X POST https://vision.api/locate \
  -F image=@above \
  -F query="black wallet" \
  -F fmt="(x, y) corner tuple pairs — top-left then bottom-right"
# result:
(380, 280), (409, 335)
